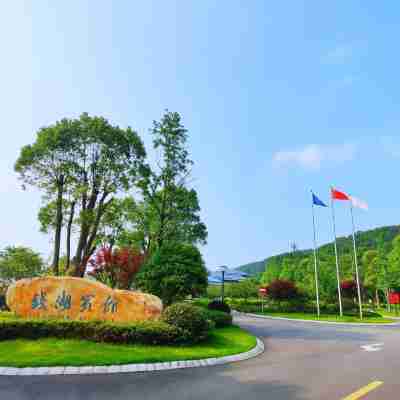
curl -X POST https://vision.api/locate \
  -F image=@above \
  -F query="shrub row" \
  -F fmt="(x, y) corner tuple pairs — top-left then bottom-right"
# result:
(0, 302), (232, 345)
(0, 318), (181, 345)
(207, 300), (231, 314)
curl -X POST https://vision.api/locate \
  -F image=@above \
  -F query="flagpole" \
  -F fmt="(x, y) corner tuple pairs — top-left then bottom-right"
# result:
(311, 192), (321, 318)
(350, 203), (363, 320)
(330, 190), (343, 317)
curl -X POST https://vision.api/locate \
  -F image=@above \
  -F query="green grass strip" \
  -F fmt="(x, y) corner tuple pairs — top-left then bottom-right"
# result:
(0, 325), (256, 368)
(252, 311), (394, 323)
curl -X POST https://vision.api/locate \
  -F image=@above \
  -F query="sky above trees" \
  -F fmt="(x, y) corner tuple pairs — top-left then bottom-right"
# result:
(2, 1), (400, 269)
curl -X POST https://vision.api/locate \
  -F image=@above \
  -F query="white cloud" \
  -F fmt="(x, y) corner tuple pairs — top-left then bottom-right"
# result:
(273, 144), (356, 170)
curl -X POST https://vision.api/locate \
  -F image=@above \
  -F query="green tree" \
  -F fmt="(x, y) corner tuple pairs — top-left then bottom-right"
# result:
(16, 114), (146, 277)
(387, 236), (400, 290)
(0, 246), (45, 283)
(362, 250), (381, 306)
(137, 111), (207, 251)
(229, 279), (259, 303)
(15, 120), (79, 275)
(135, 242), (208, 305)
(68, 114), (146, 276)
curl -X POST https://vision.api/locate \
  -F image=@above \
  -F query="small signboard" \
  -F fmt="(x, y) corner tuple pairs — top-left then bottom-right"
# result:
(259, 288), (267, 297)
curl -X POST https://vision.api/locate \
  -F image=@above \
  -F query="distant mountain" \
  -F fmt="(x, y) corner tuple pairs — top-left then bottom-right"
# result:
(234, 225), (400, 277)
(235, 260), (267, 276)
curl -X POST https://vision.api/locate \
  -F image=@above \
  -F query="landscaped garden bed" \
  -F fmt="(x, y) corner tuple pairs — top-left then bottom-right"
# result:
(0, 303), (257, 368)
(0, 324), (255, 368)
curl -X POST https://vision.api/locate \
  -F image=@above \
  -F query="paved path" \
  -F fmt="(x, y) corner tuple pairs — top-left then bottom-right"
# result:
(1, 314), (400, 400)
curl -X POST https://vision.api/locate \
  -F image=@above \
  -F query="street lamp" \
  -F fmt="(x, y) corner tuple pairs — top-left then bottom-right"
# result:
(215, 266), (229, 303)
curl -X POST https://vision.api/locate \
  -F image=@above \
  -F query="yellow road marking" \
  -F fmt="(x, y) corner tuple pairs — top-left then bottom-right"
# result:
(342, 381), (383, 400)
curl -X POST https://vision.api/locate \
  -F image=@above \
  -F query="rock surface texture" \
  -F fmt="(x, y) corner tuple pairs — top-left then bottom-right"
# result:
(6, 277), (162, 323)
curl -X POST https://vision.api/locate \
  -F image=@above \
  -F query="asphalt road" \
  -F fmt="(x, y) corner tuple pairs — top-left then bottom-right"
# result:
(1, 315), (400, 400)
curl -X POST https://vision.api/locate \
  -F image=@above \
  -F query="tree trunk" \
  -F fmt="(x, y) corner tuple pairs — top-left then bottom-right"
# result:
(73, 193), (109, 277)
(65, 201), (76, 271)
(375, 289), (380, 308)
(52, 176), (64, 276)
(73, 189), (98, 272)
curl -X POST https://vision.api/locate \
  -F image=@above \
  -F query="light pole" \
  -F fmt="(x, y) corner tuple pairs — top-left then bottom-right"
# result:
(216, 266), (228, 303)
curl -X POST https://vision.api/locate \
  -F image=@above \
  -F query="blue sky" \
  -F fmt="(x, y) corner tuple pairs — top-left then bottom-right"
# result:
(1, 1), (400, 269)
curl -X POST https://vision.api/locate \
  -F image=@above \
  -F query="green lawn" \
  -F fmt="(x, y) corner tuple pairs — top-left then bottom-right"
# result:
(252, 311), (395, 324)
(0, 325), (256, 368)
(374, 307), (400, 318)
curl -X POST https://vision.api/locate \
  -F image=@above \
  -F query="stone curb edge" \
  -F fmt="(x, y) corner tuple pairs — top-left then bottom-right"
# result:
(0, 338), (264, 376)
(238, 311), (400, 327)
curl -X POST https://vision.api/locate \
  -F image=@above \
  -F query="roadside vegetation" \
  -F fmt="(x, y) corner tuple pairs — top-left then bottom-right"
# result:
(0, 325), (255, 368)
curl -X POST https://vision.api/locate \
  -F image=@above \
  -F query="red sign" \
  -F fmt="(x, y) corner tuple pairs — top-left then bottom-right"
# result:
(259, 288), (267, 297)
(389, 292), (400, 305)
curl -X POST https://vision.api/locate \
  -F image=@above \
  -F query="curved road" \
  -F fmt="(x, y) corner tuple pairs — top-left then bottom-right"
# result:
(2, 315), (400, 400)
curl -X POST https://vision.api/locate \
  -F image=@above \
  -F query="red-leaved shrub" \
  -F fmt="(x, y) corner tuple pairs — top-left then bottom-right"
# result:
(265, 279), (299, 301)
(89, 247), (146, 289)
(340, 280), (358, 298)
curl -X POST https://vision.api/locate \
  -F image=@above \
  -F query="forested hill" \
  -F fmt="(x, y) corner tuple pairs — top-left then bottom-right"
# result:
(235, 225), (400, 276)
(234, 260), (266, 275)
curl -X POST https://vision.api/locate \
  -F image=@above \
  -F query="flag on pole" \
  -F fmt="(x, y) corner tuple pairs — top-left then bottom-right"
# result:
(350, 196), (369, 211)
(310, 191), (327, 318)
(331, 188), (350, 201)
(312, 192), (328, 207)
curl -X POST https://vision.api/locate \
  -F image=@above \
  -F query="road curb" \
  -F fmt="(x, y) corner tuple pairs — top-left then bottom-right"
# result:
(0, 338), (264, 376)
(237, 312), (400, 327)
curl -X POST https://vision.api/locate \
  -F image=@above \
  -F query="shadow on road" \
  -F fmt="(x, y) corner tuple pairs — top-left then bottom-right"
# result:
(0, 368), (308, 400)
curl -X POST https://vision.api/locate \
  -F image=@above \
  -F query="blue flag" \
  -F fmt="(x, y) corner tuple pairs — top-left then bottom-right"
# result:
(312, 192), (328, 207)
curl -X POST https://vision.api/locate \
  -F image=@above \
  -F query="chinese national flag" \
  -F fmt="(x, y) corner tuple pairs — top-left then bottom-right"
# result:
(331, 188), (350, 201)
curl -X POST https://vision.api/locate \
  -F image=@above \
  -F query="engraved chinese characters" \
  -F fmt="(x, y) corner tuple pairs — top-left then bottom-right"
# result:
(7, 277), (162, 323)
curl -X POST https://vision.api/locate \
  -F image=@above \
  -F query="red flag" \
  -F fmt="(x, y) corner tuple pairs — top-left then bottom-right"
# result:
(331, 188), (350, 201)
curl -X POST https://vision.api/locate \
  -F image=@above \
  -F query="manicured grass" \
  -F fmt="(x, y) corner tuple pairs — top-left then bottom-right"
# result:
(375, 307), (400, 318)
(0, 325), (256, 368)
(0, 312), (14, 321)
(252, 311), (395, 324)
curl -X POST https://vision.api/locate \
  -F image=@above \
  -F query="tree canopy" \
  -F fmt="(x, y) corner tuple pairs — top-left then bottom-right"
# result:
(0, 246), (45, 283)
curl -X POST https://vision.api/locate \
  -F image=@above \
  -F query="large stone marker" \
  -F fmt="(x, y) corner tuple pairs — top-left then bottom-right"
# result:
(6, 277), (162, 323)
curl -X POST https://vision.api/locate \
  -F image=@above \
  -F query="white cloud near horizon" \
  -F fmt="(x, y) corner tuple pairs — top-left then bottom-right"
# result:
(273, 144), (356, 170)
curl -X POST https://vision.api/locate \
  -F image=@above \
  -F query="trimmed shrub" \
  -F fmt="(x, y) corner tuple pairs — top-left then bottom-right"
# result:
(136, 243), (208, 306)
(0, 317), (181, 345)
(208, 300), (231, 314)
(162, 303), (210, 343)
(203, 310), (233, 328)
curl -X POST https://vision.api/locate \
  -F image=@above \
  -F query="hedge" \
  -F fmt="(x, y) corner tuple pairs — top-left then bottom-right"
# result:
(203, 310), (233, 328)
(0, 317), (183, 345)
(207, 300), (231, 314)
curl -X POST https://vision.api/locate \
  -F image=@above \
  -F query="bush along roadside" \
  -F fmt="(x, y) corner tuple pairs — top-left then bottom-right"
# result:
(0, 318), (181, 345)
(0, 303), (233, 345)
(203, 310), (233, 328)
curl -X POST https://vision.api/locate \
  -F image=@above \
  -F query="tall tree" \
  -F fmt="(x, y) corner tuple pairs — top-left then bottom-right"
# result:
(362, 250), (381, 306)
(16, 113), (146, 277)
(137, 111), (207, 251)
(68, 114), (146, 276)
(15, 120), (79, 275)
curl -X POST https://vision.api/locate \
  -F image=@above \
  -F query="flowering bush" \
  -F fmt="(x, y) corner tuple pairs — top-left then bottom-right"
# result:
(265, 279), (299, 301)
(340, 280), (359, 298)
(88, 247), (146, 289)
